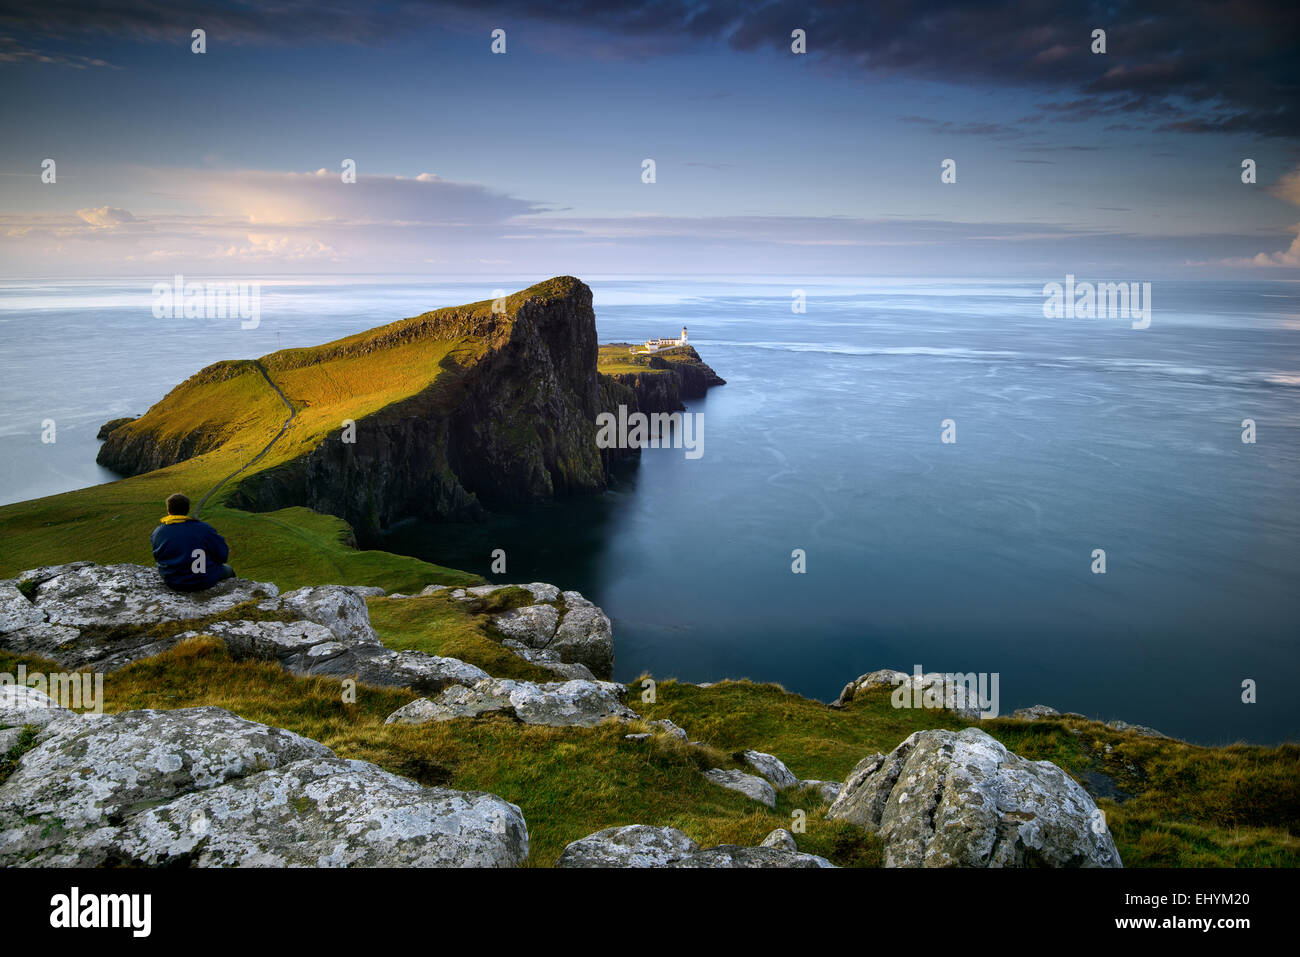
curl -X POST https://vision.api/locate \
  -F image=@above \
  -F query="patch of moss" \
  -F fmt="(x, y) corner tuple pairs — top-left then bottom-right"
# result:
(0, 725), (40, 786)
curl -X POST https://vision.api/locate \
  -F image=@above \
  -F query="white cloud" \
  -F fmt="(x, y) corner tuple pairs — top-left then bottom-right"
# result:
(75, 206), (136, 227)
(1219, 167), (1300, 267)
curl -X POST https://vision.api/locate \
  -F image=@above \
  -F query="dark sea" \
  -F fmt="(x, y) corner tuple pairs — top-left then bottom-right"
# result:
(3, 276), (1298, 744)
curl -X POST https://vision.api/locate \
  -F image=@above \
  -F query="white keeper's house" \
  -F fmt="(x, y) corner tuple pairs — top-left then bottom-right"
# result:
(639, 326), (688, 352)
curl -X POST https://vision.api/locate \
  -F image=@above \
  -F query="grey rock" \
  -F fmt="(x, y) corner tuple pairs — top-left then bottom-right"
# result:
(493, 604), (560, 647)
(550, 593), (614, 679)
(648, 718), (689, 741)
(499, 639), (597, 681)
(556, 825), (834, 869)
(827, 728), (1121, 868)
(116, 759), (527, 867)
(556, 825), (699, 867)
(179, 620), (490, 696)
(385, 677), (635, 729)
(703, 768), (777, 809)
(0, 684), (77, 735)
(280, 585), (379, 644)
(760, 827), (798, 851)
(188, 619), (338, 662)
(385, 697), (450, 725)
(0, 706), (527, 867)
(520, 583), (561, 603)
(1105, 719), (1170, 739)
(0, 582), (47, 633)
(669, 845), (834, 868)
(1013, 704), (1061, 720)
(306, 647), (489, 695)
(2, 562), (278, 633)
(624, 733), (653, 742)
(742, 750), (800, 790)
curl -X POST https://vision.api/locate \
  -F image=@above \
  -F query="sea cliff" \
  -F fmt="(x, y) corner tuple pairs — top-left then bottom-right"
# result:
(598, 344), (726, 414)
(94, 278), (712, 542)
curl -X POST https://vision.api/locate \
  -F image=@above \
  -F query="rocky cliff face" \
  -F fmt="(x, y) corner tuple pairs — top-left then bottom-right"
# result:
(97, 278), (656, 541)
(601, 346), (726, 414)
(239, 280), (624, 538)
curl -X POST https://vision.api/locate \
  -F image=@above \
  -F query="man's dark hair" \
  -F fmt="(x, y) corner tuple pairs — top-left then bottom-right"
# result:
(165, 493), (190, 516)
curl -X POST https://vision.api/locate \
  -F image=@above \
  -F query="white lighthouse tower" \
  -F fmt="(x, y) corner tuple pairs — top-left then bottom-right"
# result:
(679, 326), (688, 345)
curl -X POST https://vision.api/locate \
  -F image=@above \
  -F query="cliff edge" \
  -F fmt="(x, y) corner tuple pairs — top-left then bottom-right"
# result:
(97, 277), (644, 540)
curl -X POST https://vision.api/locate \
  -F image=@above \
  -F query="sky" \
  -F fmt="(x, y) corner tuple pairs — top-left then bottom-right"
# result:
(1, 0), (1298, 278)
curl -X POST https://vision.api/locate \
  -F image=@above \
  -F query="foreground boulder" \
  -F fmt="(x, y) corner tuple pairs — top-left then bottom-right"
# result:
(668, 845), (833, 868)
(827, 727), (1121, 868)
(555, 825), (832, 868)
(0, 703), (527, 867)
(555, 825), (700, 867)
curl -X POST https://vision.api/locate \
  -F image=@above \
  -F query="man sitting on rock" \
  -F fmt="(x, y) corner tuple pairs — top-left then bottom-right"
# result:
(151, 493), (236, 591)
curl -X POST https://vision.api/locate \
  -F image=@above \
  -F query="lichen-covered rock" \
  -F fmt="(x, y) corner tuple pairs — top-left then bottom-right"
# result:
(835, 668), (989, 719)
(0, 684), (76, 740)
(116, 759), (527, 867)
(1012, 704), (1056, 719)
(279, 585), (380, 644)
(760, 828), (798, 851)
(519, 583), (561, 603)
(305, 647), (490, 694)
(385, 677), (635, 729)
(556, 825), (699, 867)
(0, 563), (491, 699)
(0, 563), (281, 672)
(0, 706), (527, 867)
(499, 639), (596, 680)
(703, 768), (777, 808)
(668, 845), (834, 868)
(742, 750), (799, 790)
(550, 592), (614, 678)
(2, 562), (278, 632)
(0, 706), (331, 863)
(493, 604), (561, 646)
(555, 825), (832, 868)
(827, 727), (1121, 868)
(188, 619), (339, 662)
(487, 589), (614, 679)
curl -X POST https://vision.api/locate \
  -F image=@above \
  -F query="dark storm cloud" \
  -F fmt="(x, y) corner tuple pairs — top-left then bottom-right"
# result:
(2, 0), (1296, 136)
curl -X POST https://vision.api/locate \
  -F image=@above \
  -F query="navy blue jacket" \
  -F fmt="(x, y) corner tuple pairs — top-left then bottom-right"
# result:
(151, 517), (230, 591)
